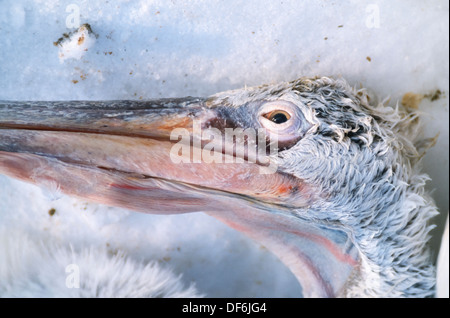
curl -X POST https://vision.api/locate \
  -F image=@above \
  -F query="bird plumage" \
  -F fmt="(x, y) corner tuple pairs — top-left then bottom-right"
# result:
(0, 227), (202, 297)
(0, 76), (441, 297)
(209, 76), (439, 296)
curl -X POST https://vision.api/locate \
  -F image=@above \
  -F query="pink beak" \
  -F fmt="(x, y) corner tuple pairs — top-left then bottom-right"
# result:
(0, 99), (359, 297)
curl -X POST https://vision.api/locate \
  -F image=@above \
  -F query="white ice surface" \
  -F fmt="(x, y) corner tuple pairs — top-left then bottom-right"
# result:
(0, 0), (448, 297)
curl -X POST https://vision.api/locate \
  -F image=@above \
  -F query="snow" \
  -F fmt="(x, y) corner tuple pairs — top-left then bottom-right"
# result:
(0, 0), (448, 297)
(56, 24), (97, 62)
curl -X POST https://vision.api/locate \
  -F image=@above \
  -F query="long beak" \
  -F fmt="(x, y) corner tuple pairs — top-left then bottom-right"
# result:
(0, 99), (308, 212)
(0, 99), (359, 297)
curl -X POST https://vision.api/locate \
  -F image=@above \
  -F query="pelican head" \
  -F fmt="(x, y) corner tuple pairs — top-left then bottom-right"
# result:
(0, 77), (438, 297)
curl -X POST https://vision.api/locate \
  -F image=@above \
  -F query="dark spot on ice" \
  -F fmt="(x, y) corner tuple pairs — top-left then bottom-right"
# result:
(48, 208), (56, 216)
(425, 89), (443, 101)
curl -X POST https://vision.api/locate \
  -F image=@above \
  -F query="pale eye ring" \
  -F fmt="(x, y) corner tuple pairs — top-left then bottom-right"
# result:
(257, 100), (309, 149)
(258, 100), (297, 132)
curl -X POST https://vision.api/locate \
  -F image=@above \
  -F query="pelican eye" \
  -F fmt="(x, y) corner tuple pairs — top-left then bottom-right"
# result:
(264, 110), (291, 124)
(257, 100), (309, 149)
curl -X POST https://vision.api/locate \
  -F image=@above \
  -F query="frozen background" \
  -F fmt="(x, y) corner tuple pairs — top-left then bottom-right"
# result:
(0, 0), (448, 297)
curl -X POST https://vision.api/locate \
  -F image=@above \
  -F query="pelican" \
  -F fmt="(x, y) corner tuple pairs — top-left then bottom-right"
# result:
(0, 76), (441, 297)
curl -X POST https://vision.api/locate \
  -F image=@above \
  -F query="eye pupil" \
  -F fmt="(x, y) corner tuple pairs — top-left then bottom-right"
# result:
(270, 112), (289, 124)
(262, 109), (292, 125)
